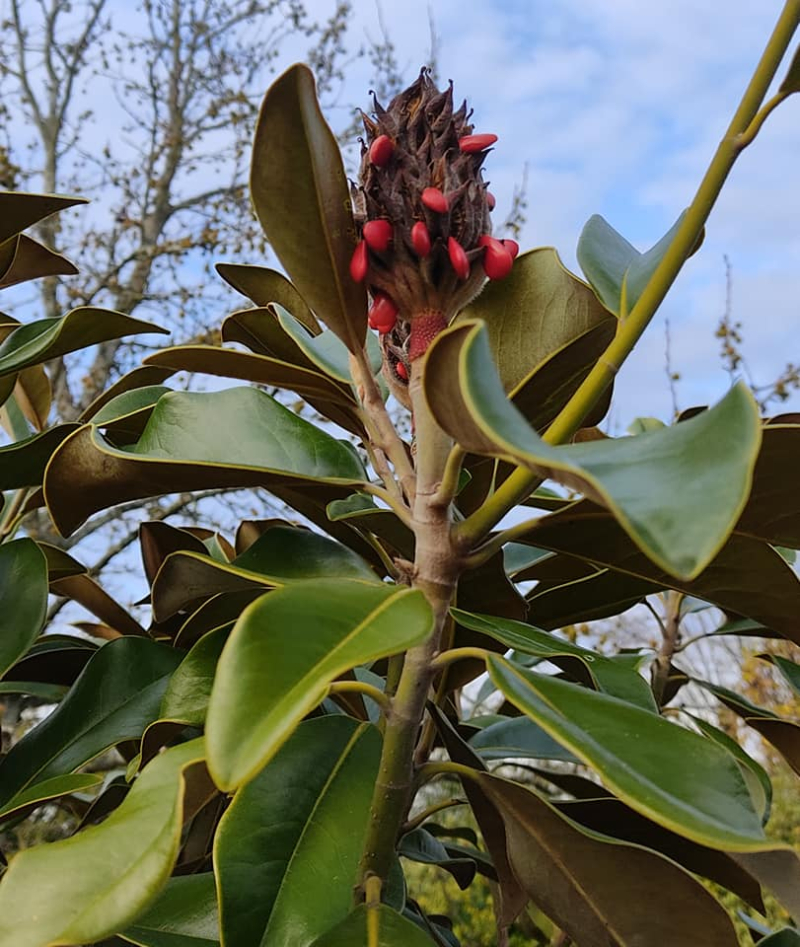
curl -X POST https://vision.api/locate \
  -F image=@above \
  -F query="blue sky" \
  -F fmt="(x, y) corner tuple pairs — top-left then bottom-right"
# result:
(7, 0), (798, 427)
(314, 0), (800, 426)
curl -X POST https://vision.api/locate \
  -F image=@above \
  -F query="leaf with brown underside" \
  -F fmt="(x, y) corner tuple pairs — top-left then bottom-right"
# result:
(478, 774), (740, 946)
(429, 706), (528, 927)
(43, 387), (366, 536)
(514, 502), (800, 643)
(426, 320), (760, 580)
(0, 234), (78, 288)
(250, 64), (366, 352)
(215, 263), (318, 331)
(462, 247), (614, 394)
(0, 191), (87, 244)
(144, 344), (364, 436)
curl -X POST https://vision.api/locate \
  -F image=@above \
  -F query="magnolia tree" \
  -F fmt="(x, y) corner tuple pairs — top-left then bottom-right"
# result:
(0, 5), (799, 947)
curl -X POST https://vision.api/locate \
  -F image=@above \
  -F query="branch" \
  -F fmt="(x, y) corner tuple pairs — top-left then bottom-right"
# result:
(652, 591), (684, 707)
(456, 1), (800, 548)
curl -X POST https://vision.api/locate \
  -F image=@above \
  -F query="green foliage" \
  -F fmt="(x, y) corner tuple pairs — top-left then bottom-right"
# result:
(0, 21), (799, 947)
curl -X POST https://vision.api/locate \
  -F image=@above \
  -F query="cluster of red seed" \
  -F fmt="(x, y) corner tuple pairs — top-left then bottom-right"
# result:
(350, 131), (518, 343)
(350, 69), (517, 397)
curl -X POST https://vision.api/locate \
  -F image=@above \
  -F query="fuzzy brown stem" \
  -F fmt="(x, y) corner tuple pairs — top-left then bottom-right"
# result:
(350, 350), (417, 506)
(652, 591), (684, 707)
(357, 353), (459, 892)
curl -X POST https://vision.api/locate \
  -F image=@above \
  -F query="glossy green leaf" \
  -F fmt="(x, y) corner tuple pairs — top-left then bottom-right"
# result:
(0, 191), (87, 244)
(78, 365), (174, 422)
(462, 247), (614, 391)
(515, 501), (800, 642)
(487, 655), (770, 850)
(503, 542), (551, 576)
(0, 681), (67, 701)
(0, 773), (103, 821)
(759, 931), (800, 947)
(160, 626), (229, 726)
(44, 387), (366, 536)
(215, 717), (380, 947)
(425, 321), (760, 579)
(0, 308), (168, 379)
(151, 526), (378, 620)
(215, 263), (318, 331)
(577, 212), (693, 316)
(453, 608), (656, 710)
(477, 773), (739, 946)
(275, 304), (382, 381)
(0, 539), (48, 678)
(398, 828), (477, 889)
(144, 345), (358, 412)
(183, 316), (364, 436)
(234, 523), (377, 581)
(0, 739), (207, 947)
(250, 64), (366, 352)
(0, 637), (182, 808)
(89, 385), (173, 426)
(120, 873), (219, 947)
(688, 715), (772, 822)
(221, 306), (316, 365)
(207, 580), (432, 789)
(310, 904), (436, 947)
(468, 715), (579, 762)
(326, 497), (415, 560)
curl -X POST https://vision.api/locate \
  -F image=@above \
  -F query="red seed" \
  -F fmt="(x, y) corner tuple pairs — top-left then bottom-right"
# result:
(486, 191), (496, 210)
(503, 239), (520, 259)
(368, 293), (398, 332)
(478, 234), (503, 250)
(411, 221), (432, 257)
(448, 237), (470, 280)
(483, 242), (514, 280)
(369, 134), (394, 167)
(363, 219), (393, 252)
(421, 187), (449, 213)
(349, 240), (368, 282)
(395, 361), (408, 381)
(458, 133), (498, 153)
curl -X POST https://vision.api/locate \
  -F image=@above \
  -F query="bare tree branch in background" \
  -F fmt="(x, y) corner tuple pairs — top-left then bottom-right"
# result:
(715, 254), (799, 412)
(0, 0), (527, 598)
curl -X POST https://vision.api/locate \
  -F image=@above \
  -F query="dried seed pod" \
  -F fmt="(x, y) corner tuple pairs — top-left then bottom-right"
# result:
(355, 68), (499, 359)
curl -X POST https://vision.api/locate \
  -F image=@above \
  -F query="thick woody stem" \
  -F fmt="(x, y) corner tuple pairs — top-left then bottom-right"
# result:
(357, 348), (459, 891)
